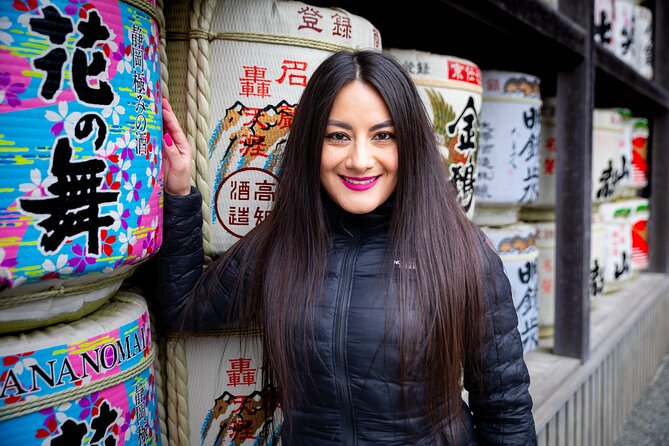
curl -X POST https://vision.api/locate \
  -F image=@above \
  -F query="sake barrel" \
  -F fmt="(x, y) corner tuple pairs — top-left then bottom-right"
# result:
(613, 0), (636, 65)
(481, 224), (539, 353)
(590, 211), (607, 299)
(166, 329), (281, 446)
(631, 117), (649, 190)
(599, 200), (633, 293)
(475, 71), (542, 227)
(613, 108), (634, 199)
(0, 291), (161, 444)
(528, 96), (556, 209)
(0, 0), (164, 331)
(166, 0), (381, 256)
(630, 197), (649, 272)
(534, 222), (555, 338)
(635, 5), (653, 79)
(592, 109), (624, 203)
(383, 49), (482, 219)
(594, 0), (615, 48)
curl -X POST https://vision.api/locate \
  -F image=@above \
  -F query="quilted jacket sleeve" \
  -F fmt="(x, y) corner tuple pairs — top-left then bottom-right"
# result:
(154, 187), (247, 332)
(464, 231), (537, 445)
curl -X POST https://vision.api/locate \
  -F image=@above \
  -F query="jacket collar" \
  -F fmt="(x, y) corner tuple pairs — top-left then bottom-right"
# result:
(322, 189), (394, 236)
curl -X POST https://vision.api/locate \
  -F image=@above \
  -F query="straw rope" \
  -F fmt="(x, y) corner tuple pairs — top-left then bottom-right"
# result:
(122, 0), (165, 33)
(167, 30), (358, 53)
(166, 335), (190, 446)
(157, 0), (169, 100)
(0, 267), (135, 309)
(0, 348), (155, 422)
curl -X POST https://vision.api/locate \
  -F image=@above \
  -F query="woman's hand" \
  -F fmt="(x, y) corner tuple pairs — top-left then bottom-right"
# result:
(162, 97), (192, 196)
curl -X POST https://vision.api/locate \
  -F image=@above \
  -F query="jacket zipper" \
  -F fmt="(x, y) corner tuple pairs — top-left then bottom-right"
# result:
(334, 233), (361, 446)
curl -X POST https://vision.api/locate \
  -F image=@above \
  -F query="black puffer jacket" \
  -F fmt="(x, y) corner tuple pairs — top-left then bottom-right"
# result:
(155, 188), (537, 445)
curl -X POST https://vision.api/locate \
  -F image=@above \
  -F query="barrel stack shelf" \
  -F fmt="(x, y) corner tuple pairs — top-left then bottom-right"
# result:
(305, 0), (669, 443)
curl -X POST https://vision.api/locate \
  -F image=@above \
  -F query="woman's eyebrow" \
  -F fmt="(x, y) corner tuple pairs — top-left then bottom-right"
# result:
(326, 119), (353, 130)
(369, 120), (394, 132)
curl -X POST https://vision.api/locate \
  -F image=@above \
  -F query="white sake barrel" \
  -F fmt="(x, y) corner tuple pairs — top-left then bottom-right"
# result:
(529, 97), (557, 209)
(591, 211), (607, 299)
(475, 71), (542, 226)
(630, 198), (649, 271)
(0, 0), (164, 332)
(384, 49), (482, 218)
(635, 5), (653, 79)
(534, 222), (555, 338)
(613, 109), (634, 199)
(166, 0), (381, 256)
(0, 292), (160, 444)
(594, 0), (615, 49)
(592, 109), (624, 203)
(481, 224), (539, 354)
(166, 329), (281, 446)
(631, 117), (649, 190)
(613, 0), (636, 65)
(600, 201), (633, 293)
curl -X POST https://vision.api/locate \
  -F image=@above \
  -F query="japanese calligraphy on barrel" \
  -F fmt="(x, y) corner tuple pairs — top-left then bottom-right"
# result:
(613, 108), (634, 199)
(533, 222), (555, 338)
(591, 212), (607, 299)
(528, 97), (556, 209)
(594, 0), (615, 49)
(613, 0), (636, 65)
(0, 0), (163, 323)
(384, 48), (482, 218)
(188, 0), (380, 254)
(475, 71), (542, 226)
(599, 200), (633, 293)
(481, 224), (539, 354)
(0, 292), (160, 445)
(166, 329), (281, 446)
(592, 109), (624, 203)
(631, 117), (649, 190)
(635, 5), (653, 79)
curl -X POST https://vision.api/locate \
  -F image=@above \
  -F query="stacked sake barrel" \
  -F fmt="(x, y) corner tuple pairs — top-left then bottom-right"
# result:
(163, 1), (379, 444)
(480, 225), (540, 354)
(384, 48), (482, 218)
(596, 0), (654, 79)
(474, 71), (542, 226)
(0, 0), (165, 443)
(592, 108), (650, 294)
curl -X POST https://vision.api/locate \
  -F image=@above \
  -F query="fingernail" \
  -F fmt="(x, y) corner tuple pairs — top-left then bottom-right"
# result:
(164, 133), (174, 147)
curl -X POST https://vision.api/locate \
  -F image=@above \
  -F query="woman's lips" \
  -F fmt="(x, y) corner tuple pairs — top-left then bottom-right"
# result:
(340, 175), (380, 191)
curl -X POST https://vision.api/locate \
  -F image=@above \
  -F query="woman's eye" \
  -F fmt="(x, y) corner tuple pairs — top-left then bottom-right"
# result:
(326, 132), (349, 142)
(374, 131), (395, 141)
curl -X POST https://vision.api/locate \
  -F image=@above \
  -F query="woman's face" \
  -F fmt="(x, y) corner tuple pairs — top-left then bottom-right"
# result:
(320, 81), (398, 214)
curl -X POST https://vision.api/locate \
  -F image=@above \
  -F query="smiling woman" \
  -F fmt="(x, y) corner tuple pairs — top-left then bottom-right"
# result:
(155, 49), (537, 445)
(320, 81), (398, 214)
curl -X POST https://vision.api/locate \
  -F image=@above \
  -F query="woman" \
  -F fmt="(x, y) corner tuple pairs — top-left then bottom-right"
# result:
(157, 49), (536, 445)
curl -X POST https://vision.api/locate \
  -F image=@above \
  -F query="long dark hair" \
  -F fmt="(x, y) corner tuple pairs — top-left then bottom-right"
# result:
(210, 49), (486, 441)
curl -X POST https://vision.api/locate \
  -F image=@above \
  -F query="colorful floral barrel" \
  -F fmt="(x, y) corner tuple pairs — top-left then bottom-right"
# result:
(481, 224), (539, 354)
(590, 212), (606, 299)
(630, 198), (649, 272)
(592, 109), (624, 203)
(529, 96), (556, 209)
(0, 0), (163, 325)
(384, 48), (482, 218)
(534, 222), (555, 338)
(631, 117), (649, 190)
(613, 0), (636, 65)
(599, 200), (633, 293)
(0, 291), (160, 445)
(635, 5), (653, 79)
(594, 0), (615, 49)
(170, 0), (380, 255)
(475, 71), (542, 226)
(166, 330), (281, 446)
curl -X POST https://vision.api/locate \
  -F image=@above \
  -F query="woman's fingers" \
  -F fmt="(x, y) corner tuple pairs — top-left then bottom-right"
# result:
(162, 97), (193, 196)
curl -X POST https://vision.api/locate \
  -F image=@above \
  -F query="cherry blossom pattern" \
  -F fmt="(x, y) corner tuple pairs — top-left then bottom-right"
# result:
(100, 229), (116, 257)
(0, 72), (27, 107)
(109, 203), (131, 231)
(119, 228), (137, 255)
(44, 101), (83, 138)
(36, 403), (72, 439)
(41, 254), (74, 281)
(0, 247), (17, 289)
(19, 168), (52, 198)
(68, 244), (96, 273)
(64, 0), (86, 16)
(124, 173), (142, 203)
(1, 350), (36, 404)
(102, 94), (126, 126)
(0, 16), (14, 45)
(134, 198), (150, 226)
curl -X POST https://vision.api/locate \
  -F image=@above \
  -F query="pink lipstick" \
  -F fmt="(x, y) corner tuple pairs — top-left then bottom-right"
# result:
(340, 175), (379, 191)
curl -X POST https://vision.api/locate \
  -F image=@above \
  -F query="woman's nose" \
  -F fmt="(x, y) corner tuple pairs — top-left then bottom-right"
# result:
(345, 140), (375, 171)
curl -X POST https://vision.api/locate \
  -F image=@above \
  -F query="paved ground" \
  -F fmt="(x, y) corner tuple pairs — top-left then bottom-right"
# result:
(614, 354), (669, 446)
